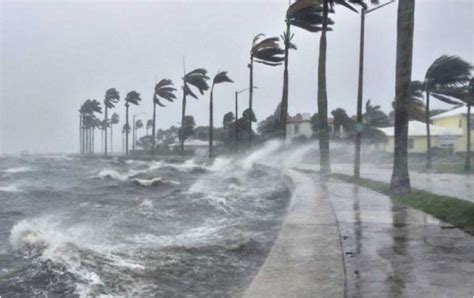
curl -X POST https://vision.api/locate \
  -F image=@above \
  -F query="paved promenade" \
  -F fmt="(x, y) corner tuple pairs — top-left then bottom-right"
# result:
(245, 164), (474, 297)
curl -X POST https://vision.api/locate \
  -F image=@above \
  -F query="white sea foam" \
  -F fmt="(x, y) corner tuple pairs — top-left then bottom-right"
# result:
(4, 166), (32, 174)
(241, 140), (284, 170)
(208, 157), (233, 172)
(131, 177), (180, 187)
(95, 169), (130, 181)
(0, 184), (22, 193)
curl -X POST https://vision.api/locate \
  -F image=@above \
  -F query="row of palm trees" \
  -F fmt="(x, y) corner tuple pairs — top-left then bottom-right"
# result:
(78, 0), (472, 193)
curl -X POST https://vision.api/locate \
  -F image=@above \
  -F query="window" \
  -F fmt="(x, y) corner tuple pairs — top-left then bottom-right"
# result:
(408, 138), (414, 150)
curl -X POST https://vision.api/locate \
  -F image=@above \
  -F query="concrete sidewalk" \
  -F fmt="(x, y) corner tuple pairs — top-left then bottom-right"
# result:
(244, 169), (345, 297)
(245, 165), (474, 297)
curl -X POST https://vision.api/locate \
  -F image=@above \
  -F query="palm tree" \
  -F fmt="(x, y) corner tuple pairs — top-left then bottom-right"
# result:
(103, 88), (120, 156)
(153, 79), (177, 154)
(390, 81), (426, 123)
(124, 91), (142, 155)
(80, 99), (102, 155)
(133, 119), (143, 152)
(287, 0), (370, 175)
(279, 28), (297, 140)
(181, 69), (210, 153)
(146, 119), (153, 135)
(431, 77), (474, 172)
(248, 34), (284, 145)
(390, 0), (415, 194)
(422, 55), (472, 169)
(209, 71), (233, 158)
(110, 112), (119, 154)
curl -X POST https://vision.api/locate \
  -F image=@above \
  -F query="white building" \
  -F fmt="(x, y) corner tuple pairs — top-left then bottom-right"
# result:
(286, 113), (313, 141)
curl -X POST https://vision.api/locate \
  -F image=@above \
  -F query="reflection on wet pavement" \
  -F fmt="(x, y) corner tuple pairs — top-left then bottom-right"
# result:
(328, 178), (474, 297)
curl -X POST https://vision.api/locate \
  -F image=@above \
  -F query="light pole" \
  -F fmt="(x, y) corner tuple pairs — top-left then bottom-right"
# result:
(132, 112), (147, 154)
(235, 87), (257, 153)
(354, 0), (395, 178)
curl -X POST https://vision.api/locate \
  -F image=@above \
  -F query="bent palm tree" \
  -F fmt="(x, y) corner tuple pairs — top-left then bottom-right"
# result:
(287, 0), (371, 175)
(390, 0), (415, 194)
(209, 71), (233, 158)
(181, 69), (209, 153)
(423, 55), (472, 169)
(103, 88), (120, 156)
(124, 91), (142, 155)
(248, 34), (284, 145)
(110, 112), (119, 154)
(431, 77), (474, 172)
(153, 79), (177, 154)
(280, 28), (297, 140)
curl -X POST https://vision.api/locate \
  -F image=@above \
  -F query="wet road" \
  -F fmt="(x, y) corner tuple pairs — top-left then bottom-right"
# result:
(327, 178), (474, 297)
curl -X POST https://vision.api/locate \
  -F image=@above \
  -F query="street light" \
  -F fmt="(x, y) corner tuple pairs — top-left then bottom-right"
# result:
(235, 86), (258, 152)
(132, 112), (147, 153)
(354, 0), (395, 178)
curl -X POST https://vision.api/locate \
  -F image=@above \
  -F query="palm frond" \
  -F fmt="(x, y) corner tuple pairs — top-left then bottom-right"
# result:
(213, 71), (234, 85)
(425, 55), (473, 90)
(104, 88), (120, 108)
(154, 79), (177, 106)
(251, 35), (284, 66)
(125, 91), (142, 105)
(184, 68), (210, 96)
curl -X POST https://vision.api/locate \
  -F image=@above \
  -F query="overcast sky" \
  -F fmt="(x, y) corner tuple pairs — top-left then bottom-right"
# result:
(1, 0), (473, 154)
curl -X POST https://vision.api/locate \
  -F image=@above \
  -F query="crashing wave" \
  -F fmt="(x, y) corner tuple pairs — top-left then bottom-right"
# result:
(95, 169), (130, 181)
(131, 177), (180, 187)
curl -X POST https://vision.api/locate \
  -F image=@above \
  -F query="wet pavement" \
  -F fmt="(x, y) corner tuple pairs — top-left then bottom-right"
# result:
(248, 160), (474, 297)
(244, 169), (345, 298)
(296, 163), (474, 203)
(328, 178), (474, 297)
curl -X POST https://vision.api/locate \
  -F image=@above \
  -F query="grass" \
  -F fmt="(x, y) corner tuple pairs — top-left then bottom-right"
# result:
(408, 154), (471, 174)
(332, 173), (474, 235)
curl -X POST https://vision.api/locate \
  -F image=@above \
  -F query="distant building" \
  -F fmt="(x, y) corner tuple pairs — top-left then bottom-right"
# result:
(170, 138), (216, 156)
(431, 105), (473, 152)
(377, 121), (462, 153)
(286, 113), (313, 141)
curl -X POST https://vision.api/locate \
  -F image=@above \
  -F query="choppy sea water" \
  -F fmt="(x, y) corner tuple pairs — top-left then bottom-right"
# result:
(0, 155), (290, 296)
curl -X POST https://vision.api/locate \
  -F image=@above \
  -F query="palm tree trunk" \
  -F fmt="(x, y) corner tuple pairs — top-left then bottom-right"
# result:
(92, 128), (95, 154)
(390, 0), (415, 194)
(465, 104), (472, 172)
(180, 87), (187, 154)
(209, 87), (214, 158)
(101, 128), (104, 154)
(126, 105), (129, 156)
(354, 10), (366, 179)
(280, 22), (290, 141)
(425, 91), (432, 169)
(152, 102), (157, 155)
(104, 106), (108, 156)
(110, 125), (113, 154)
(79, 114), (82, 154)
(318, 0), (331, 175)
(248, 57), (254, 146)
(235, 91), (239, 153)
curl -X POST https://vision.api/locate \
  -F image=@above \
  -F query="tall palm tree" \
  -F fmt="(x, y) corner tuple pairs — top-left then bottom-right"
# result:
(248, 34), (284, 145)
(110, 112), (119, 154)
(209, 71), (233, 158)
(390, 0), (415, 194)
(422, 55), (472, 169)
(146, 119), (153, 136)
(287, 0), (370, 175)
(80, 99), (102, 155)
(153, 79), (177, 154)
(181, 68), (210, 153)
(133, 119), (143, 152)
(103, 88), (120, 156)
(280, 28), (297, 140)
(390, 81), (426, 122)
(124, 91), (142, 155)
